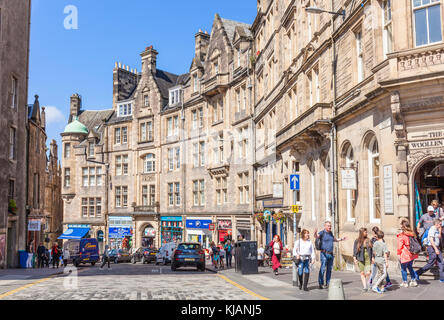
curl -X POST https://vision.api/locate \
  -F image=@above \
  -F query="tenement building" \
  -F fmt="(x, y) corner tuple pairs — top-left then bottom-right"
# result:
(0, 0), (31, 268)
(252, 0), (444, 269)
(61, 14), (255, 250)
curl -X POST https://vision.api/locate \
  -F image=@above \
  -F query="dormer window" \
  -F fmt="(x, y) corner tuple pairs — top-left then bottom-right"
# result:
(88, 142), (95, 157)
(118, 102), (132, 117)
(169, 88), (182, 106)
(144, 94), (149, 107)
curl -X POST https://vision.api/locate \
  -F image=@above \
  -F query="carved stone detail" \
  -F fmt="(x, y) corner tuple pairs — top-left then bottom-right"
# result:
(408, 148), (444, 172)
(391, 91), (406, 140)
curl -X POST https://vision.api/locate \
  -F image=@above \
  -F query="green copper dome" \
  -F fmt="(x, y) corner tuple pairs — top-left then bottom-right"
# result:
(64, 116), (88, 134)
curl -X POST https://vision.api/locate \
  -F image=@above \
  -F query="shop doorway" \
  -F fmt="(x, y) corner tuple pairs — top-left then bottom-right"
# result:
(414, 159), (444, 224)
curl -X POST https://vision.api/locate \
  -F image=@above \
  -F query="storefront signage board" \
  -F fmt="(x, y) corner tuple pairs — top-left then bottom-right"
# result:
(186, 219), (212, 229)
(341, 169), (357, 190)
(383, 165), (394, 214)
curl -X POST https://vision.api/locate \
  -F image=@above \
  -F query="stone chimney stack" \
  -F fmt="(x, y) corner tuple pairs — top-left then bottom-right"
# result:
(141, 46), (158, 76)
(195, 29), (210, 62)
(69, 93), (82, 123)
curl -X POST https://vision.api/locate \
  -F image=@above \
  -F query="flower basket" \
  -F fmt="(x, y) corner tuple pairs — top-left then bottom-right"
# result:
(8, 199), (17, 214)
(254, 212), (265, 224)
(273, 211), (287, 223)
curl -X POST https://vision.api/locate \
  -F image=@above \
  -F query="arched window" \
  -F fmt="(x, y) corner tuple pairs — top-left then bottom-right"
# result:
(144, 154), (155, 173)
(310, 161), (316, 221)
(345, 144), (356, 222)
(368, 136), (381, 223)
(324, 156), (331, 222)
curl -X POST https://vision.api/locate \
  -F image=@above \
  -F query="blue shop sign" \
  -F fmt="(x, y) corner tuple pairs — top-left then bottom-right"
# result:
(109, 227), (131, 239)
(161, 216), (183, 222)
(186, 219), (212, 229)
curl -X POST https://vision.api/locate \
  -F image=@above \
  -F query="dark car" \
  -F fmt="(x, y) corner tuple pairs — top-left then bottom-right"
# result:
(108, 249), (131, 264)
(171, 242), (205, 272)
(131, 247), (158, 264)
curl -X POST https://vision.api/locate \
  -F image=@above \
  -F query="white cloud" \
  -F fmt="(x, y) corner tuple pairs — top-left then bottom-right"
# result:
(44, 106), (66, 124)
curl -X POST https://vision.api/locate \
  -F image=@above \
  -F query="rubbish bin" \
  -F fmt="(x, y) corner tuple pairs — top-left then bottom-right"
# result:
(19, 250), (28, 269)
(234, 241), (258, 275)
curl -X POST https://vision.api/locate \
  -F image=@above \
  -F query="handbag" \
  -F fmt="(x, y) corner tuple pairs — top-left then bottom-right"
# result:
(292, 238), (301, 265)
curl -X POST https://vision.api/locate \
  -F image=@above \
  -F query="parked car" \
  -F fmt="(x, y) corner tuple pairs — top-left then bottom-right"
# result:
(109, 249), (131, 264)
(156, 242), (177, 265)
(63, 238), (100, 267)
(131, 247), (158, 264)
(171, 242), (205, 272)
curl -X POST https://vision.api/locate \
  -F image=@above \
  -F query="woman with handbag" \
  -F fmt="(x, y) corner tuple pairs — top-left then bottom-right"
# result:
(293, 229), (316, 291)
(269, 235), (283, 275)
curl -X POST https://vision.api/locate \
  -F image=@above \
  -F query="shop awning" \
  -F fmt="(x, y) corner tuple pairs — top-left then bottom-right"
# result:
(58, 228), (89, 240)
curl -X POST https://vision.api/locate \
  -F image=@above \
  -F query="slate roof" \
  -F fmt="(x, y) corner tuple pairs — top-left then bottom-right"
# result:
(220, 18), (252, 44)
(106, 112), (132, 125)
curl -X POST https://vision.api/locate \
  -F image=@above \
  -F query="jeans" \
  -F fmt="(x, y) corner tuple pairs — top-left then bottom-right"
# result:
(101, 256), (110, 268)
(226, 254), (232, 267)
(298, 259), (310, 275)
(370, 263), (391, 283)
(400, 260), (418, 282)
(373, 262), (387, 288)
(417, 246), (444, 281)
(319, 252), (334, 285)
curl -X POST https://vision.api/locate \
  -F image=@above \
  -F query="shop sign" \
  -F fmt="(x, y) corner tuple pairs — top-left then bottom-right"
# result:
(209, 224), (215, 231)
(143, 227), (156, 237)
(218, 220), (232, 229)
(160, 216), (183, 222)
(263, 198), (283, 208)
(28, 219), (41, 231)
(408, 130), (444, 150)
(68, 224), (90, 229)
(341, 169), (357, 190)
(186, 219), (212, 229)
(97, 230), (104, 242)
(109, 227), (131, 239)
(383, 165), (394, 214)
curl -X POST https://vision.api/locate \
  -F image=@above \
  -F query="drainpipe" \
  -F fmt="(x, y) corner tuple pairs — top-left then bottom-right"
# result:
(181, 89), (186, 242)
(330, 0), (340, 269)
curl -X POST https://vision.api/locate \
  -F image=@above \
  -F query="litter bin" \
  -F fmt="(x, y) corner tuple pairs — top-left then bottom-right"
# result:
(234, 241), (258, 275)
(19, 250), (28, 269)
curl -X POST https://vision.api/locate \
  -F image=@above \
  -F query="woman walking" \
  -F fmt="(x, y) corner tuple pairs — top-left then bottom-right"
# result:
(293, 229), (316, 291)
(353, 228), (373, 292)
(397, 220), (419, 287)
(210, 241), (220, 269)
(268, 235), (283, 275)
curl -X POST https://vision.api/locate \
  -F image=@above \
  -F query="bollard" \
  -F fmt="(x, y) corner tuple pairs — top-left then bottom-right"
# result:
(327, 279), (345, 300)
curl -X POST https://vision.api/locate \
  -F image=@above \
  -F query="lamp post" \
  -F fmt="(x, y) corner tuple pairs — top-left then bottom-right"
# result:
(306, 3), (346, 269)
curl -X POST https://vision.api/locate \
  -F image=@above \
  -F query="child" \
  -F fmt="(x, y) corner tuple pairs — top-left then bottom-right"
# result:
(372, 231), (389, 294)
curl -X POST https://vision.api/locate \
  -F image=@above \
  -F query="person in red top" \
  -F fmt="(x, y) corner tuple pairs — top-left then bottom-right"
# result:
(397, 220), (419, 288)
(269, 235), (283, 276)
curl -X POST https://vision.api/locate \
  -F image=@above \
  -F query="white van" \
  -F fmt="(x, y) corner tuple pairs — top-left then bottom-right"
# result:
(155, 242), (177, 265)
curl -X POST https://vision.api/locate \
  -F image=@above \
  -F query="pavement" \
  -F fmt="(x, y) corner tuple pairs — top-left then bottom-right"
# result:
(206, 257), (444, 300)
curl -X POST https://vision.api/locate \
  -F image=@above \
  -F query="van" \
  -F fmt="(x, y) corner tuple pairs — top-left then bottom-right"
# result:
(155, 242), (177, 265)
(63, 238), (100, 267)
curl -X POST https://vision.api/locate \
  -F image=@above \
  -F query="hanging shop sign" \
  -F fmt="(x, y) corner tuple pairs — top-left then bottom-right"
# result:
(341, 169), (357, 190)
(28, 219), (41, 231)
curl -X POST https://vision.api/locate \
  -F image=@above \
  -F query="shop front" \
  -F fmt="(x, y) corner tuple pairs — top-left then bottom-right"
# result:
(262, 198), (285, 245)
(141, 224), (156, 247)
(108, 217), (133, 250)
(217, 219), (232, 243)
(160, 216), (183, 245)
(185, 218), (212, 248)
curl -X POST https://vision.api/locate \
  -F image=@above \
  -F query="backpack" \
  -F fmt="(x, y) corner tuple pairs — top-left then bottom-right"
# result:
(315, 232), (324, 250)
(408, 236), (422, 255)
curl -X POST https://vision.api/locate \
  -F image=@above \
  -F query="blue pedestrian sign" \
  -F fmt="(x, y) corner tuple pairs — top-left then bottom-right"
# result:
(290, 174), (300, 190)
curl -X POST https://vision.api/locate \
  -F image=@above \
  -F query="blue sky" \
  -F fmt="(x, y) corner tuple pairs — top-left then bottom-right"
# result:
(28, 0), (257, 158)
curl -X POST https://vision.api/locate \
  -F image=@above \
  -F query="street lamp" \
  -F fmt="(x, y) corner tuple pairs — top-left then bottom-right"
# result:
(305, 7), (346, 20)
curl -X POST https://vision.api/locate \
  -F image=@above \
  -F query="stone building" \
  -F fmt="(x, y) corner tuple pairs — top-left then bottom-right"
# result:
(26, 95), (48, 251)
(0, 0), (32, 268)
(61, 14), (255, 250)
(44, 140), (64, 244)
(252, 0), (444, 270)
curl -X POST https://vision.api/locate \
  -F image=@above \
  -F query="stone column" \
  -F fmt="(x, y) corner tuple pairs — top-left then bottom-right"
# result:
(396, 145), (410, 220)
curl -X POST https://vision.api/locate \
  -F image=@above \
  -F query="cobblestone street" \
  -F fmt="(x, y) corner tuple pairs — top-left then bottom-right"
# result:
(0, 263), (259, 300)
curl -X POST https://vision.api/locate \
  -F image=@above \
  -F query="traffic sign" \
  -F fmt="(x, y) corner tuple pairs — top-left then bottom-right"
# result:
(290, 174), (300, 190)
(291, 205), (300, 213)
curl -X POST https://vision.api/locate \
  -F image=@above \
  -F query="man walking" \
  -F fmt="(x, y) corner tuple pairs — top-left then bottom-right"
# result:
(314, 221), (347, 289)
(51, 243), (60, 268)
(417, 205), (443, 243)
(416, 219), (444, 283)
(100, 245), (111, 270)
(37, 243), (46, 268)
